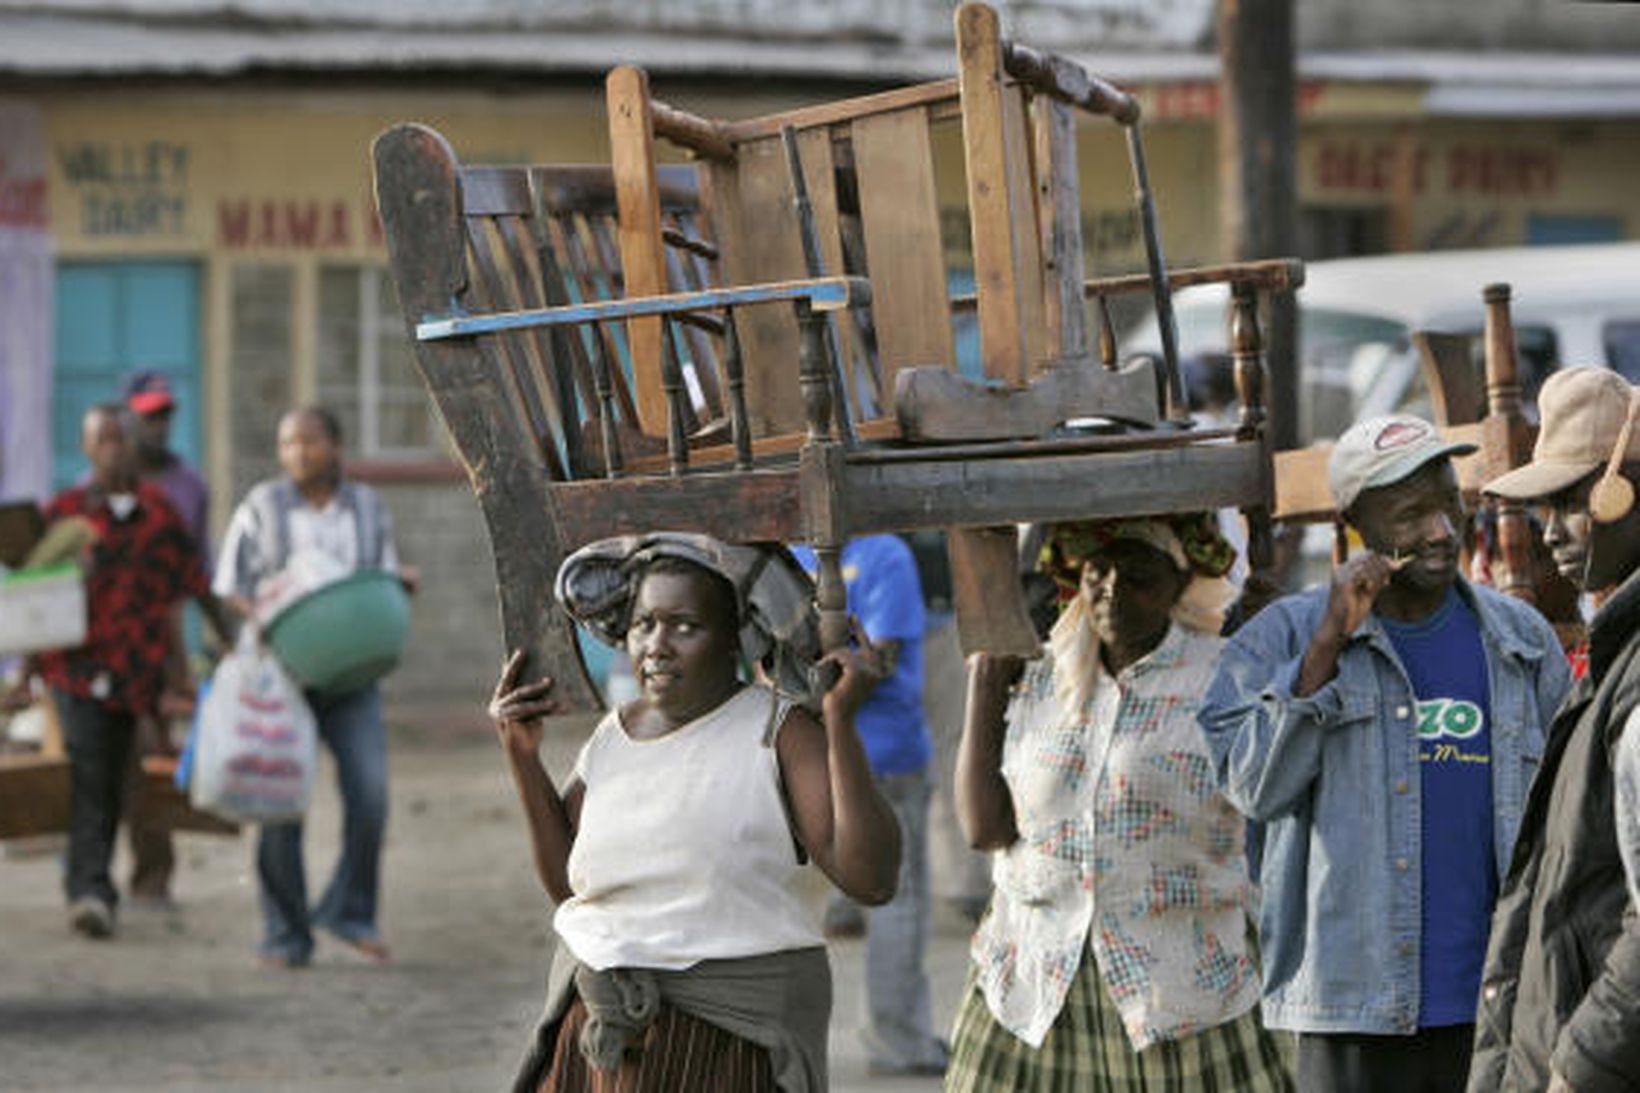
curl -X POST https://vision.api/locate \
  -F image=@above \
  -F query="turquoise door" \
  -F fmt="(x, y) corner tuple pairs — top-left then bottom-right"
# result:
(52, 261), (202, 489)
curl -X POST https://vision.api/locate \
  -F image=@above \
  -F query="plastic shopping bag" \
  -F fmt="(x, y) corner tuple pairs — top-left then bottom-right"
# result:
(190, 627), (317, 823)
(172, 676), (212, 792)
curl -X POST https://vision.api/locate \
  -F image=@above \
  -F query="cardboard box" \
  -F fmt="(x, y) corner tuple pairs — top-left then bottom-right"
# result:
(0, 563), (87, 657)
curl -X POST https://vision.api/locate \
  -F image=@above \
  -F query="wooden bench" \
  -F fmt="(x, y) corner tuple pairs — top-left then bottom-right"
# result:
(373, 1), (1302, 710)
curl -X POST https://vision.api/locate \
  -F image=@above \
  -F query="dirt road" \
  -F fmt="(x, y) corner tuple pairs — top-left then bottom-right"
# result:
(0, 721), (968, 1092)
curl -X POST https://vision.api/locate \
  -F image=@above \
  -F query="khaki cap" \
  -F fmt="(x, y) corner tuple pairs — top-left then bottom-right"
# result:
(1486, 368), (1640, 500)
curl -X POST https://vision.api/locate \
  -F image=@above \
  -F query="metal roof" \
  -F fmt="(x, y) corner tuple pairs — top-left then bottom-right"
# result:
(0, 1), (1638, 118)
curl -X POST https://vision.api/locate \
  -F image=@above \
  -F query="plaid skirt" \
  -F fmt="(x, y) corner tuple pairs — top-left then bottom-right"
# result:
(946, 942), (1294, 1093)
(538, 998), (776, 1093)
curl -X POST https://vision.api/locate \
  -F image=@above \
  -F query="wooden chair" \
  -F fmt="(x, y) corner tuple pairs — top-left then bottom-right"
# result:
(373, 1), (1304, 710)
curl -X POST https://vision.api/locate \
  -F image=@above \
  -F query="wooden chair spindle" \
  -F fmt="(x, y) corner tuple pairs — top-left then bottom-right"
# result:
(721, 307), (755, 471)
(590, 320), (624, 478)
(1096, 295), (1118, 370)
(660, 316), (691, 476)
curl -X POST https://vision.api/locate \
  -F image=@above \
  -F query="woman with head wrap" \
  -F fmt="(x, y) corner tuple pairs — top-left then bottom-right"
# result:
(489, 533), (901, 1093)
(945, 516), (1292, 1092)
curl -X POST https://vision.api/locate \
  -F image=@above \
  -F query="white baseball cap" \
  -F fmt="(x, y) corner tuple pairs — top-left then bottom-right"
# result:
(1328, 414), (1478, 512)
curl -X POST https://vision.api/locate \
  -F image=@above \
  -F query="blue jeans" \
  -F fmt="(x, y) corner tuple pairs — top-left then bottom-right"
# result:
(861, 767), (946, 1070)
(256, 685), (387, 962)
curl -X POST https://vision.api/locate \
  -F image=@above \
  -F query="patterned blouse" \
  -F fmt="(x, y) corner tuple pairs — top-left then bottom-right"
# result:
(971, 623), (1261, 1051)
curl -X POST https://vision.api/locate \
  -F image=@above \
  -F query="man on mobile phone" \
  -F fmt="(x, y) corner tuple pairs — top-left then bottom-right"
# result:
(1199, 413), (1570, 1092)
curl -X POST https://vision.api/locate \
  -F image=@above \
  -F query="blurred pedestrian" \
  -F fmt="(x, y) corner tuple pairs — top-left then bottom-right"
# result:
(119, 369), (211, 911)
(1470, 368), (1640, 1093)
(214, 406), (405, 968)
(947, 516), (1290, 1091)
(495, 534), (901, 1091)
(1199, 414), (1570, 1091)
(26, 405), (211, 939)
(790, 535), (950, 1077)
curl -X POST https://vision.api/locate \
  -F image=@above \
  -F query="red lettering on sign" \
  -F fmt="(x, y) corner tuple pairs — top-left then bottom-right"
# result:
(1149, 79), (1325, 121)
(218, 200), (252, 246)
(216, 198), (359, 249)
(1314, 141), (1557, 199)
(1447, 147), (1558, 198)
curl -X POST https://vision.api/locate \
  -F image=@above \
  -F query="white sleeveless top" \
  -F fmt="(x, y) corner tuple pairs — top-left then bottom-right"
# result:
(553, 684), (824, 971)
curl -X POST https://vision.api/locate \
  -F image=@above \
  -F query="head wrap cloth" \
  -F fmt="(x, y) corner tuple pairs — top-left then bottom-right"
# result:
(1039, 514), (1238, 637)
(555, 533), (821, 703)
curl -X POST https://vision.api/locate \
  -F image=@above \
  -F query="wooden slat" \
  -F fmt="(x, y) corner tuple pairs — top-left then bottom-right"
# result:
(495, 212), (581, 479)
(956, 2), (1047, 386)
(1032, 97), (1087, 361)
(582, 215), (644, 425)
(851, 107), (957, 396)
(461, 166), (533, 216)
(616, 416), (900, 475)
(947, 258), (1308, 311)
(550, 468), (806, 545)
(1417, 330), (1484, 427)
(894, 359), (1157, 442)
(948, 525), (1042, 657)
(720, 135), (811, 434)
(526, 163), (698, 216)
(845, 440), (1268, 533)
(462, 220), (566, 480)
(608, 65), (672, 435)
(661, 225), (723, 415)
(531, 213), (602, 465)
(722, 78), (961, 143)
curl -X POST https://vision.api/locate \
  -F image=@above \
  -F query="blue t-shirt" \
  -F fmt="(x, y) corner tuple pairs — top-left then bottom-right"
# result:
(789, 536), (930, 776)
(1380, 586), (1496, 1028)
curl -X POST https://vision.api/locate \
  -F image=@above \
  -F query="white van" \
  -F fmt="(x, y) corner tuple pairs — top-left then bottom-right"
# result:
(1123, 242), (1640, 444)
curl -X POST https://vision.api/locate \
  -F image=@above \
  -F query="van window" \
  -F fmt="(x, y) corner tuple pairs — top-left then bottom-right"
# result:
(1604, 320), (1640, 381)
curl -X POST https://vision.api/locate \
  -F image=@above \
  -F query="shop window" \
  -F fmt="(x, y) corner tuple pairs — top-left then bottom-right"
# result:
(317, 266), (439, 459)
(230, 264), (294, 497)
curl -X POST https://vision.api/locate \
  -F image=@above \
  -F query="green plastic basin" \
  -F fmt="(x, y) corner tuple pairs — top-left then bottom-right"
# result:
(263, 570), (411, 694)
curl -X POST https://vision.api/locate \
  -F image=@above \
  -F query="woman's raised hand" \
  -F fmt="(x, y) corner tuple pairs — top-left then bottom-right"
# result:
(818, 617), (890, 723)
(489, 649), (557, 755)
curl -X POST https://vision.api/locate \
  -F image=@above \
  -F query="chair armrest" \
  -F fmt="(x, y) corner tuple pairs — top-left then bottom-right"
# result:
(416, 275), (871, 342)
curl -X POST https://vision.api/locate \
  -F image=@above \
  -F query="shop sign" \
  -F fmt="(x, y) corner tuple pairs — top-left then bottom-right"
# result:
(57, 140), (189, 236)
(1146, 80), (1326, 122)
(1314, 140), (1559, 199)
(216, 198), (384, 250)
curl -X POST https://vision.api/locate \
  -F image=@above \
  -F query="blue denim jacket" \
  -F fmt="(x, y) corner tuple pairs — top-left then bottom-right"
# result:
(1199, 580), (1570, 1035)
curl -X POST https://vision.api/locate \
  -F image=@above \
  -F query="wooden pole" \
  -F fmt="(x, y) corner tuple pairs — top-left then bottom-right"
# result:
(1218, 0), (1299, 451)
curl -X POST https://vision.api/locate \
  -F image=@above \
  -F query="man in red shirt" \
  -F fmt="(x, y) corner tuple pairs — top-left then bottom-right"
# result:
(29, 405), (215, 939)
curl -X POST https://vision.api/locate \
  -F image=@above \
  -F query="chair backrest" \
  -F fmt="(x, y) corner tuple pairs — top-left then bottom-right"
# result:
(449, 161), (719, 482)
(606, 1), (1149, 441)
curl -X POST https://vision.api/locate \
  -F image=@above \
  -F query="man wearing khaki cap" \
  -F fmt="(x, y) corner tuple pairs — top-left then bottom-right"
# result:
(1470, 367), (1640, 1093)
(1200, 413), (1569, 1092)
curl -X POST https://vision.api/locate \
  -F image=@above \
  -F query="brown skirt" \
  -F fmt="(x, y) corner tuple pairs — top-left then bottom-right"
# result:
(538, 997), (777, 1093)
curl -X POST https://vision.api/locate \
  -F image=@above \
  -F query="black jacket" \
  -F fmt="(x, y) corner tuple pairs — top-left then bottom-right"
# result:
(1470, 570), (1640, 1093)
